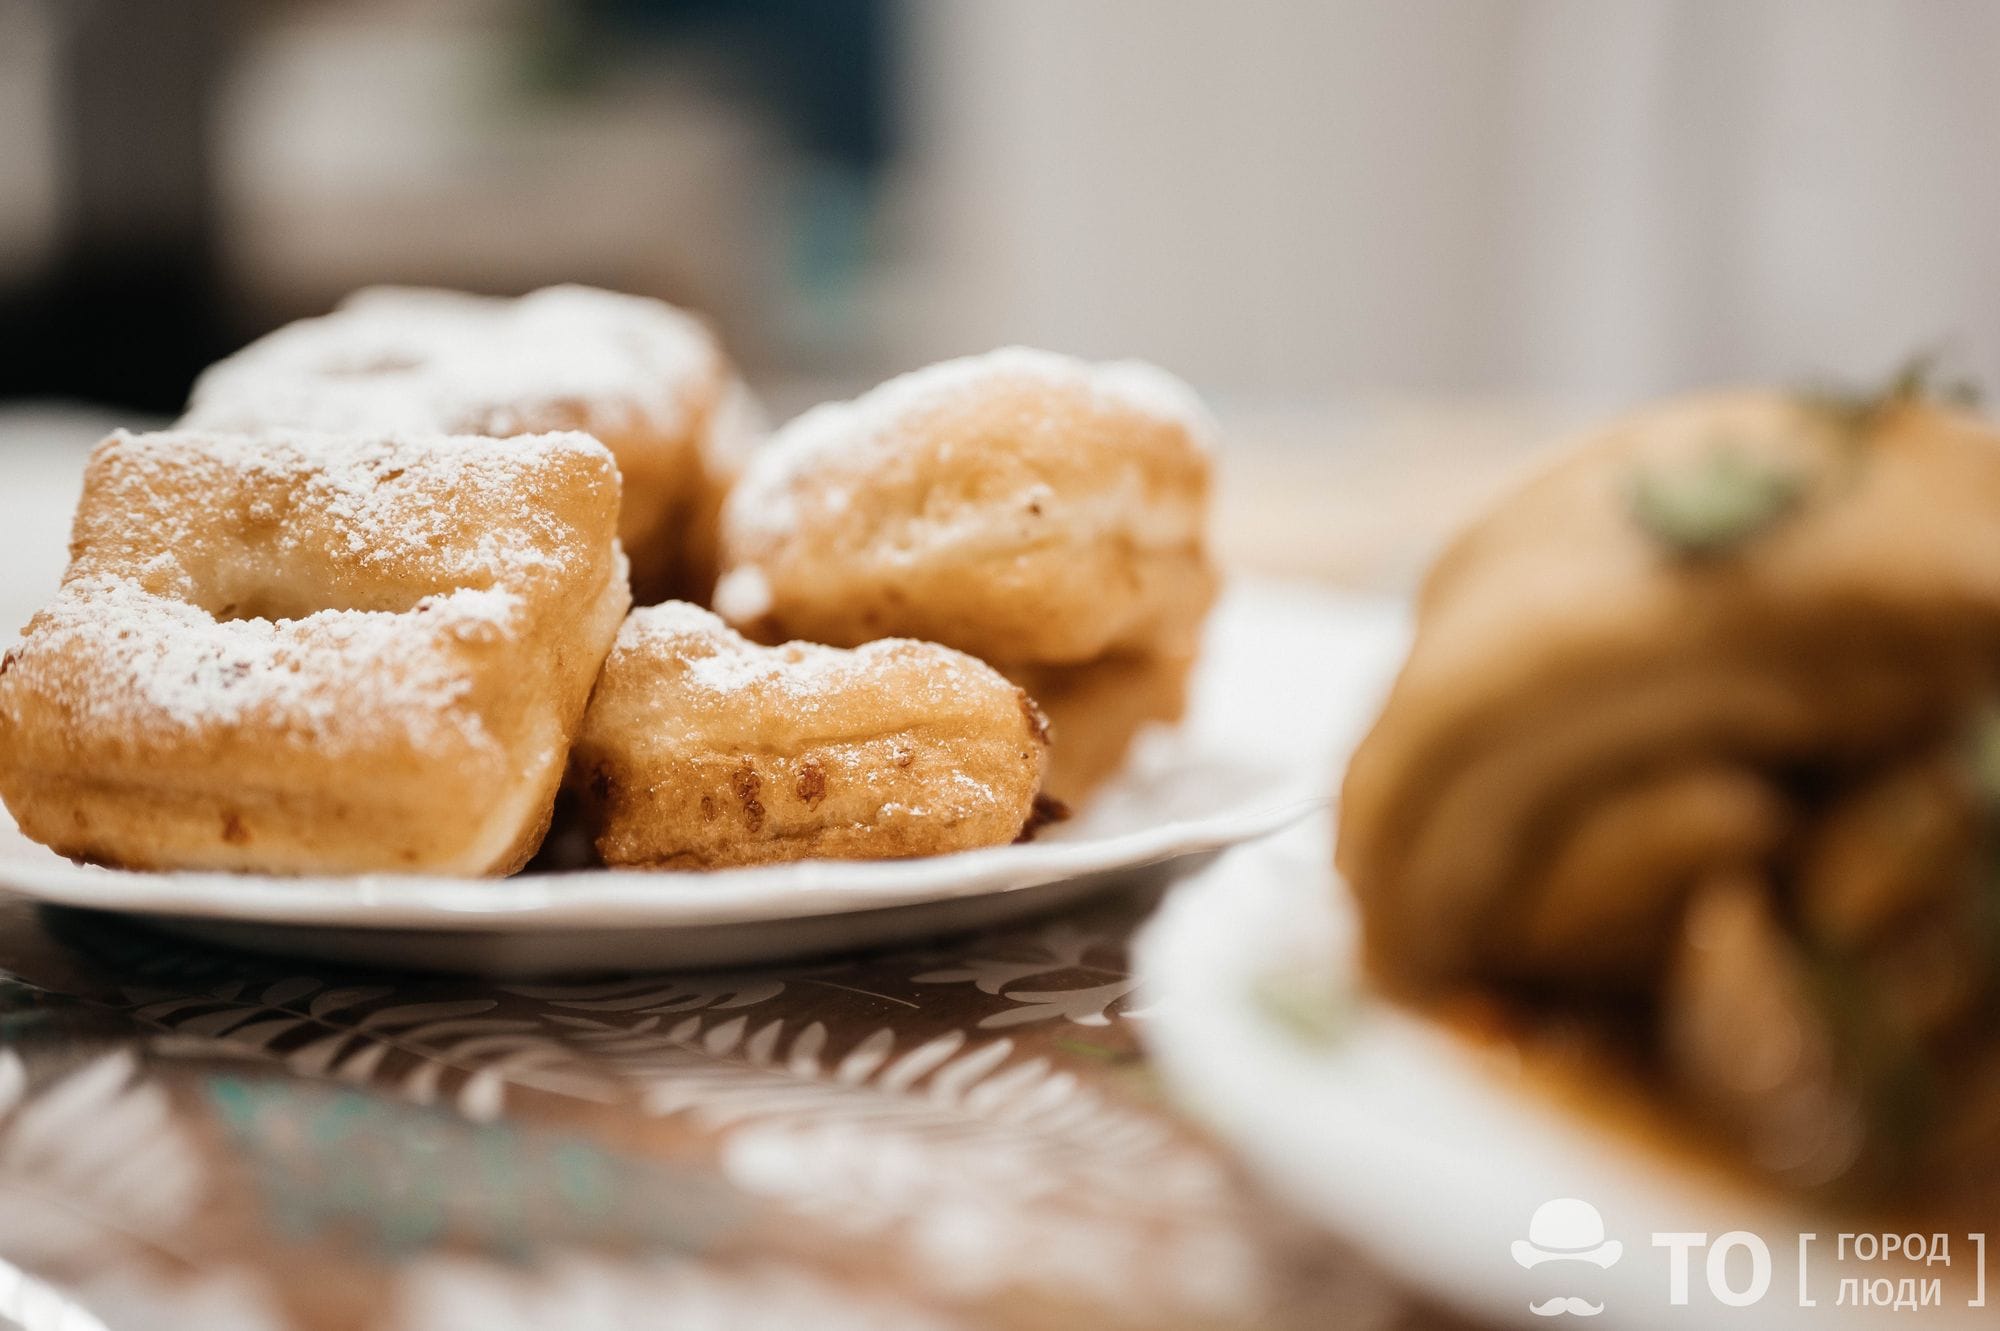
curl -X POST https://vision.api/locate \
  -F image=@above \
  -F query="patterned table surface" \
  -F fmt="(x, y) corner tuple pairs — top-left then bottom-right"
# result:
(0, 404), (1556, 1331)
(0, 880), (1487, 1331)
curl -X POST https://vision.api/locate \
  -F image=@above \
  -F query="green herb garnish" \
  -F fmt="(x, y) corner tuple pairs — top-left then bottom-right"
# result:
(1252, 965), (1351, 1047)
(1798, 351), (1982, 443)
(1627, 443), (1806, 558)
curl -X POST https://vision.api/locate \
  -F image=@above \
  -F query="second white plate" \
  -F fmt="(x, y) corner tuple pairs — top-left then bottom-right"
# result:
(1134, 821), (1992, 1330)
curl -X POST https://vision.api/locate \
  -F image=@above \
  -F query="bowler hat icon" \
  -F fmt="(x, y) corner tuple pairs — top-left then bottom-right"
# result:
(1512, 1199), (1623, 1269)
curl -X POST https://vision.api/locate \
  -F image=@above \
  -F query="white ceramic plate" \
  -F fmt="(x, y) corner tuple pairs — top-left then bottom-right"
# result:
(0, 583), (1409, 975)
(1135, 822), (1992, 1330)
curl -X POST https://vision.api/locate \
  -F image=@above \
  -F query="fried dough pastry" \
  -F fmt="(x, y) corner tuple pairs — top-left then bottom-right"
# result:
(182, 284), (762, 604)
(999, 653), (1195, 804)
(571, 602), (1048, 868)
(1339, 385), (2000, 1191)
(0, 429), (629, 876)
(714, 347), (1218, 665)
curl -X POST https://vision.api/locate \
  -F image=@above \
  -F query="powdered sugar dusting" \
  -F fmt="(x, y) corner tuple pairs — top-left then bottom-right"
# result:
(84, 429), (609, 593)
(843, 347), (1215, 446)
(625, 601), (872, 699)
(1087, 357), (1218, 439)
(711, 565), (772, 623)
(13, 574), (512, 753)
(0, 428), (620, 755)
(619, 601), (1008, 715)
(182, 284), (720, 439)
(772, 347), (1212, 479)
(725, 347), (1214, 545)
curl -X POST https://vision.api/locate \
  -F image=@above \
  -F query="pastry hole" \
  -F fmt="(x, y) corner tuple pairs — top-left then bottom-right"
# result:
(199, 589), (461, 623)
(187, 559), (476, 623)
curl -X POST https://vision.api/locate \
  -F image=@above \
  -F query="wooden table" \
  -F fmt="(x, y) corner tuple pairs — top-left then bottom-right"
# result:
(0, 403), (1572, 1331)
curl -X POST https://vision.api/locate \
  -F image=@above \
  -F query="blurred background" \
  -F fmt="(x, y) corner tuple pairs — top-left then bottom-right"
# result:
(5, 0), (2000, 578)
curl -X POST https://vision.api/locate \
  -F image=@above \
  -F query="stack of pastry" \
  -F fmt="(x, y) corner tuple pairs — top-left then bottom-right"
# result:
(713, 347), (1218, 805)
(180, 285), (760, 606)
(0, 295), (1218, 875)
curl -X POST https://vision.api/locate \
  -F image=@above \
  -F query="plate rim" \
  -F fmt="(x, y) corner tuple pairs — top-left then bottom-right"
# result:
(0, 789), (1323, 931)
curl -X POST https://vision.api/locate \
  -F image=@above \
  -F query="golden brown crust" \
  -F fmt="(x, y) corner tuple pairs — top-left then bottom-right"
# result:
(0, 429), (629, 876)
(1336, 390), (2000, 1190)
(999, 654), (1194, 805)
(180, 285), (761, 604)
(1340, 392), (2000, 992)
(666, 378), (768, 607)
(570, 602), (1047, 868)
(715, 348), (1217, 665)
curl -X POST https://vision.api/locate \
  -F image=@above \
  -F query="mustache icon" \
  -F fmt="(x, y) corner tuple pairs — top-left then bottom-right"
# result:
(1529, 1296), (1605, 1318)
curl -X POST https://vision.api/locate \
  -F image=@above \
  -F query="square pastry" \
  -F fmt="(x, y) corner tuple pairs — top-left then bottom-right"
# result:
(0, 429), (629, 875)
